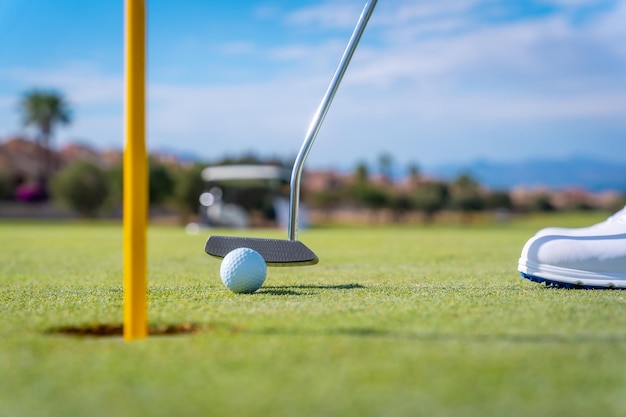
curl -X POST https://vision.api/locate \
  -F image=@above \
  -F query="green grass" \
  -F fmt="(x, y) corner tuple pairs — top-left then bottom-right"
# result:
(1, 212), (626, 417)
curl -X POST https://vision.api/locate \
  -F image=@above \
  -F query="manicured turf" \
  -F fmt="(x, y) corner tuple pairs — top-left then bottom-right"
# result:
(1, 213), (626, 417)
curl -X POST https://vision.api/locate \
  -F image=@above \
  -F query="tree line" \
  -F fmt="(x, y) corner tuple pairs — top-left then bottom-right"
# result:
(0, 89), (208, 219)
(304, 162), (515, 223)
(2, 89), (621, 222)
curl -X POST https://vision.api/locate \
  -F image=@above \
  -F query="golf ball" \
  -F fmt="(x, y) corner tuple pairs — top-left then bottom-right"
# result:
(220, 248), (267, 293)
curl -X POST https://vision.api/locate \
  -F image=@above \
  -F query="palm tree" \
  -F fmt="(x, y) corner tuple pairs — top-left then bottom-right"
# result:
(19, 89), (72, 181)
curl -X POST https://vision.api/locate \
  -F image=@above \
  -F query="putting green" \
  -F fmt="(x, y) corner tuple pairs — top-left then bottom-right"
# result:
(1, 214), (625, 417)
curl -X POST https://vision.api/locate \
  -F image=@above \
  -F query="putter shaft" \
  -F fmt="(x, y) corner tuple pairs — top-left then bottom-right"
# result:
(288, 0), (377, 241)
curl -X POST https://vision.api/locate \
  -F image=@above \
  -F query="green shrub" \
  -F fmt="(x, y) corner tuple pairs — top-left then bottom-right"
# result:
(149, 160), (175, 205)
(412, 182), (449, 220)
(0, 171), (13, 200)
(51, 161), (110, 217)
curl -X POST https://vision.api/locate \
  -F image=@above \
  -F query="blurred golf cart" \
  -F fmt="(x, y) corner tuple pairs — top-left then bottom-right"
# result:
(198, 164), (308, 229)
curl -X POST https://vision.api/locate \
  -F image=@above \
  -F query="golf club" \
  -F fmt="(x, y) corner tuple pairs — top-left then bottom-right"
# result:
(205, 0), (377, 266)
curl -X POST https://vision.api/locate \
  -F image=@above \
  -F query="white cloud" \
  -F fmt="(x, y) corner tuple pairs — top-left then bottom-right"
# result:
(0, 95), (20, 136)
(1, 63), (123, 108)
(342, 2), (626, 94)
(590, 1), (626, 49)
(285, 2), (364, 29)
(2, 0), (625, 167)
(544, 0), (610, 6)
(0, 62), (123, 146)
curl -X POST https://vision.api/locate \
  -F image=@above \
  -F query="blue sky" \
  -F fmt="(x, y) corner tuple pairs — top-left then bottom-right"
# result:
(1, 0), (625, 171)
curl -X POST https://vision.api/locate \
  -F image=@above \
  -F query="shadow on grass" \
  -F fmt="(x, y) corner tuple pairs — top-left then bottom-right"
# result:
(47, 322), (205, 338)
(251, 326), (626, 344)
(257, 283), (366, 296)
(47, 322), (626, 344)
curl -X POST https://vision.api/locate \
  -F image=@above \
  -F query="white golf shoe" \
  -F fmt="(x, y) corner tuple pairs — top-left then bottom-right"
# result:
(518, 206), (626, 289)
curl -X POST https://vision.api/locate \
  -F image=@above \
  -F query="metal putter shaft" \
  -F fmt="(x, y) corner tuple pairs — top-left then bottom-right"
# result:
(288, 0), (377, 242)
(205, 0), (377, 266)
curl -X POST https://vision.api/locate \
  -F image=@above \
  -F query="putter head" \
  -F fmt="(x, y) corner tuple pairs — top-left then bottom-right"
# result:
(205, 236), (319, 267)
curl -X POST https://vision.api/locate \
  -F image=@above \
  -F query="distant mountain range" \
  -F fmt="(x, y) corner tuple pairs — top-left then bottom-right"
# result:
(136, 144), (626, 192)
(427, 156), (626, 192)
(141, 148), (626, 192)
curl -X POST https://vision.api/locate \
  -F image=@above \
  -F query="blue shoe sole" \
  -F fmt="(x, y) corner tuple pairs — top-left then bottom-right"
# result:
(520, 272), (625, 290)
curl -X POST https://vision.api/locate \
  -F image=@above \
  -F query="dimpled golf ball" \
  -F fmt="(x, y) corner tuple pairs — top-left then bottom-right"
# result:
(220, 247), (267, 293)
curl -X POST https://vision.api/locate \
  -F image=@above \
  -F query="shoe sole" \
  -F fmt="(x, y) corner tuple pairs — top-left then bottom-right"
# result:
(519, 259), (626, 289)
(520, 272), (626, 289)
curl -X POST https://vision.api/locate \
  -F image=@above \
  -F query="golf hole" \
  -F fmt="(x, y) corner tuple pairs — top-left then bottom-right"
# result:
(48, 322), (204, 338)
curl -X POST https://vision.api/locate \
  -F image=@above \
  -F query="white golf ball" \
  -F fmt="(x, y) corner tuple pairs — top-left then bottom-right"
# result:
(220, 248), (267, 293)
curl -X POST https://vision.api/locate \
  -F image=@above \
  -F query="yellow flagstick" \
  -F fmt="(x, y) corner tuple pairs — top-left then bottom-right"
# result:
(123, 0), (148, 341)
